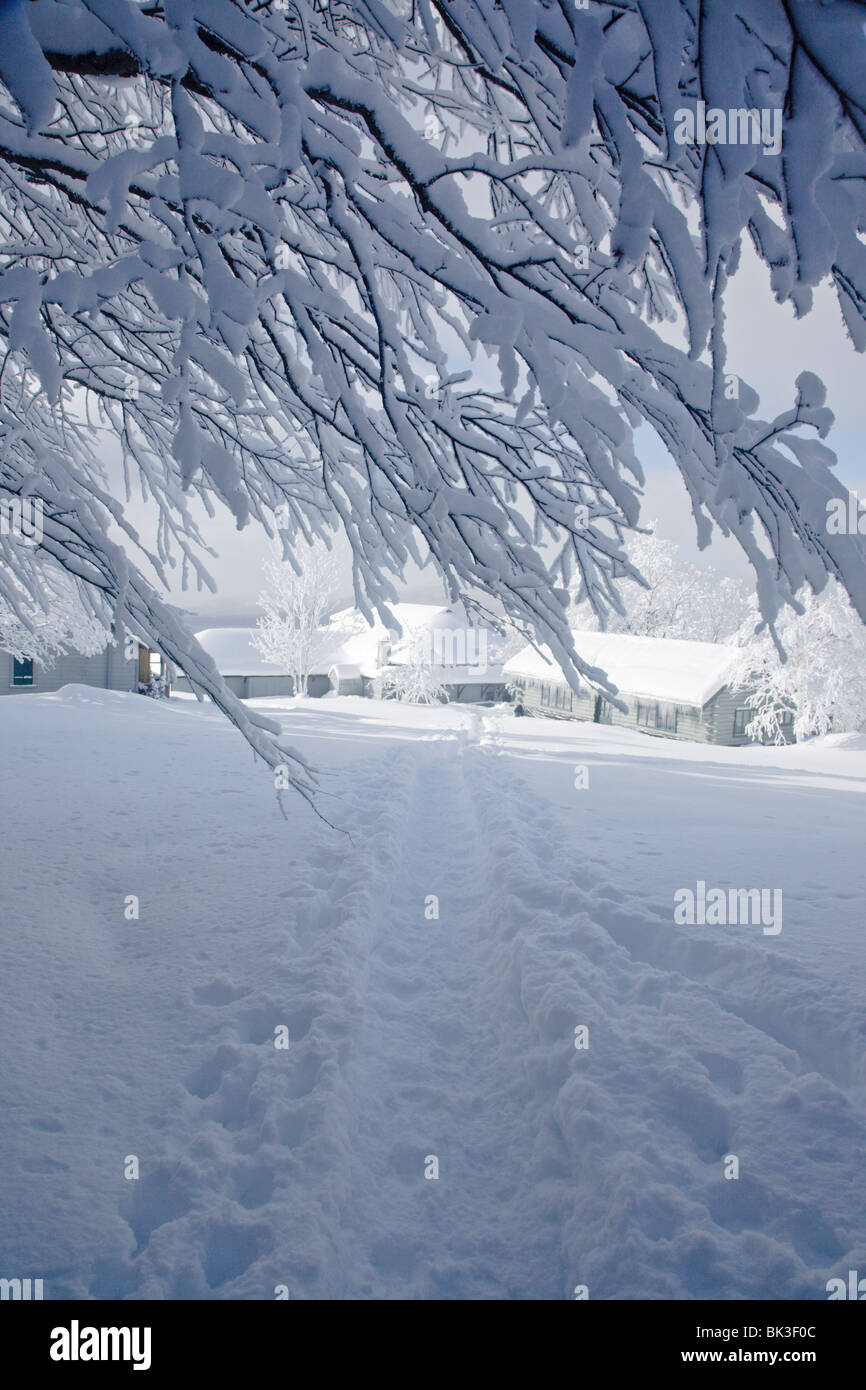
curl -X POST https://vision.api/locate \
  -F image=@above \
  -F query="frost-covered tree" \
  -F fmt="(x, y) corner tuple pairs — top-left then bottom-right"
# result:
(571, 529), (749, 642)
(2, 0), (866, 798)
(731, 580), (866, 743)
(253, 537), (338, 696)
(0, 559), (109, 664)
(376, 627), (449, 706)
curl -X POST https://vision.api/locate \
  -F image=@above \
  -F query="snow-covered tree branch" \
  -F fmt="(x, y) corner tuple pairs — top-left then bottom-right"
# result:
(570, 527), (750, 642)
(0, 559), (108, 663)
(2, 0), (866, 794)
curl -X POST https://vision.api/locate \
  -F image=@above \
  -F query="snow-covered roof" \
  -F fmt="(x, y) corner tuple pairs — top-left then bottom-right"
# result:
(196, 605), (510, 679)
(503, 629), (740, 709)
(194, 628), (278, 676)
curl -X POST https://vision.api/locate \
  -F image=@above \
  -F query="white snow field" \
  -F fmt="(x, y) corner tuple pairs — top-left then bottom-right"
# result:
(1, 687), (865, 1301)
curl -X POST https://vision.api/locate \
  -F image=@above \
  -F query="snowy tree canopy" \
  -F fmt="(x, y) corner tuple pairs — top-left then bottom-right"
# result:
(253, 535), (338, 695)
(570, 527), (750, 642)
(731, 578), (866, 743)
(2, 0), (866, 793)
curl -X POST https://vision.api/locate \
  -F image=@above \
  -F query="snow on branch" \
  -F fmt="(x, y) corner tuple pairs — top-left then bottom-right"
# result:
(1, 0), (866, 786)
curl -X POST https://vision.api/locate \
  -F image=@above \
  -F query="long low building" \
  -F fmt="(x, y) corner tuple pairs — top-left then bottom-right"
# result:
(173, 604), (510, 704)
(171, 627), (333, 700)
(0, 639), (167, 697)
(503, 629), (793, 746)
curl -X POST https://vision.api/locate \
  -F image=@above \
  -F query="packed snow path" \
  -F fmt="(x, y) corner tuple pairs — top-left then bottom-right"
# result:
(1, 691), (865, 1299)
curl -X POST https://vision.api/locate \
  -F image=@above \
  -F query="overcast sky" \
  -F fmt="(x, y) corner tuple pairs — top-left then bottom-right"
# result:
(114, 238), (866, 630)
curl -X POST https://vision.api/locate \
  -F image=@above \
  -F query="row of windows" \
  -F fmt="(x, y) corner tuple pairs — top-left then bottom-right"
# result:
(540, 682), (573, 711)
(525, 683), (798, 741)
(733, 707), (794, 737)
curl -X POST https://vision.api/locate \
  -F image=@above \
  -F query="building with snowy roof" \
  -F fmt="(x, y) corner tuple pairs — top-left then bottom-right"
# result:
(172, 626), (333, 700)
(174, 604), (510, 704)
(0, 638), (168, 698)
(503, 630), (792, 745)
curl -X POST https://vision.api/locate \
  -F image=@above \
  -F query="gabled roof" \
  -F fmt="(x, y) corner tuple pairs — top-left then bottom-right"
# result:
(195, 604), (510, 680)
(193, 628), (276, 676)
(503, 629), (740, 709)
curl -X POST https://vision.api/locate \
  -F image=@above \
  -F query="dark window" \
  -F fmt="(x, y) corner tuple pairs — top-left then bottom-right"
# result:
(733, 708), (750, 737)
(12, 657), (34, 686)
(656, 702), (678, 733)
(541, 683), (573, 712)
(778, 710), (794, 727)
(637, 701), (678, 733)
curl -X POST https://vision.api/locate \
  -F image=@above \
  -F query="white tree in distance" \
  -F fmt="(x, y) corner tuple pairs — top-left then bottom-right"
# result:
(1, 1), (866, 800)
(570, 528), (750, 643)
(253, 537), (338, 697)
(376, 625), (449, 706)
(731, 580), (866, 743)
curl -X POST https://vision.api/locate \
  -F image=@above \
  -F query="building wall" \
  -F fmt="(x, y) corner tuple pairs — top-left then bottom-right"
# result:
(442, 681), (507, 704)
(512, 672), (804, 747)
(0, 644), (137, 696)
(331, 675), (364, 696)
(245, 674), (308, 698)
(172, 672), (331, 698)
(703, 686), (749, 746)
(704, 684), (795, 745)
(511, 674), (723, 742)
(513, 676), (595, 722)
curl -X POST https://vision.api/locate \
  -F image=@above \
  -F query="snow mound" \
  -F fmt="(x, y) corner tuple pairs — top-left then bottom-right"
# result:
(802, 731), (866, 752)
(49, 684), (141, 705)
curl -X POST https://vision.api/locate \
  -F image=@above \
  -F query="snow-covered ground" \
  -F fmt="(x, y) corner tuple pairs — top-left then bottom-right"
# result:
(1, 687), (865, 1300)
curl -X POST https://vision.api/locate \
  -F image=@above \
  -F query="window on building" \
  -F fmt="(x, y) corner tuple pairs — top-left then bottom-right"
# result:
(733, 708), (750, 737)
(637, 701), (678, 733)
(596, 697), (613, 725)
(656, 702), (678, 733)
(12, 657), (34, 686)
(540, 683), (573, 712)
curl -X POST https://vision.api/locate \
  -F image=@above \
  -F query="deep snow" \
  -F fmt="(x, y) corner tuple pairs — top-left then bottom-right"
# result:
(1, 687), (864, 1300)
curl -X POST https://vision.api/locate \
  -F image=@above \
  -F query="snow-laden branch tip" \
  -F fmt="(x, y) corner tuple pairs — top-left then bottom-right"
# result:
(1, 0), (866, 794)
